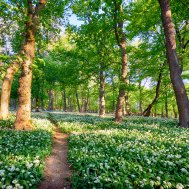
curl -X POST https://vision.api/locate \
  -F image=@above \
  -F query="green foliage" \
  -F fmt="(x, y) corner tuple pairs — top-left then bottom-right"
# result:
(0, 112), (54, 188)
(0, 114), (15, 129)
(51, 113), (189, 189)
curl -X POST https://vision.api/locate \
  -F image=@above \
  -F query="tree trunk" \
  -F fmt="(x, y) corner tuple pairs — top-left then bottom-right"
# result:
(154, 105), (157, 117)
(35, 96), (39, 112)
(139, 81), (143, 115)
(114, 2), (128, 122)
(173, 104), (178, 118)
(112, 75), (116, 113)
(125, 92), (131, 116)
(40, 87), (45, 111)
(165, 90), (168, 118)
(0, 61), (20, 119)
(41, 97), (44, 111)
(75, 89), (81, 112)
(161, 106), (165, 118)
(158, 0), (189, 127)
(99, 64), (105, 117)
(143, 63), (164, 117)
(48, 89), (54, 111)
(63, 90), (67, 112)
(67, 96), (70, 111)
(81, 89), (85, 112)
(84, 89), (90, 113)
(14, 0), (47, 130)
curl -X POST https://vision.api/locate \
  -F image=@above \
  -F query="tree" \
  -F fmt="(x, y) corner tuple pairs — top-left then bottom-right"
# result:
(158, 0), (189, 128)
(113, 0), (128, 122)
(0, 0), (68, 129)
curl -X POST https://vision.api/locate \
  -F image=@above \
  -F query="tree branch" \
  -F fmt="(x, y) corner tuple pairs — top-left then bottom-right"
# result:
(34, 0), (47, 16)
(184, 39), (189, 49)
(113, 0), (120, 46)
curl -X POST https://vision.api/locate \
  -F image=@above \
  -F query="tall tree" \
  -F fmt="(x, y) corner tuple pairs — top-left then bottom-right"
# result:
(14, 0), (47, 129)
(99, 62), (106, 117)
(158, 0), (189, 128)
(0, 0), (67, 129)
(143, 62), (165, 116)
(113, 0), (128, 122)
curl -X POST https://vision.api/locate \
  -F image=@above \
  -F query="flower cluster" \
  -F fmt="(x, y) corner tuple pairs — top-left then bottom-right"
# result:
(0, 112), (53, 188)
(52, 113), (189, 188)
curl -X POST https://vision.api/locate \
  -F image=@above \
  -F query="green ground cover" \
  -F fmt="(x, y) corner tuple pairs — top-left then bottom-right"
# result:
(52, 113), (189, 189)
(0, 112), (54, 189)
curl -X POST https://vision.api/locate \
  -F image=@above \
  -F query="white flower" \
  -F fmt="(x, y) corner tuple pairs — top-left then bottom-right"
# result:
(6, 186), (13, 189)
(12, 179), (18, 184)
(150, 180), (154, 186)
(25, 162), (33, 169)
(176, 183), (184, 189)
(9, 166), (15, 172)
(33, 159), (40, 166)
(156, 176), (161, 181)
(0, 170), (5, 176)
(181, 168), (188, 174)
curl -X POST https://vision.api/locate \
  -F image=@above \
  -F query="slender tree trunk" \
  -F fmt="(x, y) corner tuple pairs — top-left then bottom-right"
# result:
(99, 64), (105, 117)
(165, 90), (168, 118)
(75, 89), (81, 112)
(84, 88), (90, 113)
(48, 89), (54, 111)
(14, 0), (47, 130)
(112, 75), (116, 113)
(114, 2), (128, 122)
(143, 63), (164, 117)
(68, 96), (71, 112)
(40, 83), (45, 111)
(173, 104), (178, 118)
(35, 96), (39, 112)
(63, 90), (67, 112)
(125, 92), (131, 115)
(154, 105), (157, 117)
(41, 98), (44, 111)
(0, 61), (20, 119)
(54, 91), (57, 110)
(139, 81), (143, 115)
(81, 89), (85, 112)
(161, 106), (164, 118)
(158, 0), (189, 127)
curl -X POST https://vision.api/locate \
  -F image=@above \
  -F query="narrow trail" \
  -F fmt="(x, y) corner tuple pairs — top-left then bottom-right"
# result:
(38, 126), (72, 189)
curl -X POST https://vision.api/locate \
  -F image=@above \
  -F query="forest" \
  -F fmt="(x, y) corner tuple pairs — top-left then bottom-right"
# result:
(0, 0), (189, 188)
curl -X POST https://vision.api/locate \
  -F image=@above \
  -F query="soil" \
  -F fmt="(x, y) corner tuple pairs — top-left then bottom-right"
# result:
(38, 127), (72, 189)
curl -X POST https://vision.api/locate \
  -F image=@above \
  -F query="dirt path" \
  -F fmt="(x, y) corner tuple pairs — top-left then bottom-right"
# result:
(38, 127), (71, 189)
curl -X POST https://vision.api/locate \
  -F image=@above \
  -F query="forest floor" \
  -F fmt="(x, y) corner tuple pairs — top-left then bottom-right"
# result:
(1, 111), (189, 188)
(38, 127), (71, 189)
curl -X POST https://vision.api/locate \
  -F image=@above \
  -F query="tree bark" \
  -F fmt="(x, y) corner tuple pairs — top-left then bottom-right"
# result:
(75, 89), (81, 112)
(139, 81), (143, 115)
(172, 104), (178, 118)
(84, 88), (90, 113)
(48, 89), (54, 111)
(68, 96), (71, 112)
(14, 0), (47, 130)
(35, 96), (39, 112)
(143, 63), (164, 117)
(0, 61), (20, 119)
(158, 0), (189, 127)
(112, 75), (116, 113)
(63, 90), (67, 112)
(154, 105), (157, 117)
(125, 92), (131, 116)
(114, 2), (128, 122)
(165, 89), (168, 118)
(99, 63), (105, 117)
